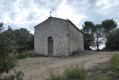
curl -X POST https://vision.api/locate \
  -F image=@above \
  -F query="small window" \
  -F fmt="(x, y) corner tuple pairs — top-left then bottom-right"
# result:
(49, 37), (53, 40)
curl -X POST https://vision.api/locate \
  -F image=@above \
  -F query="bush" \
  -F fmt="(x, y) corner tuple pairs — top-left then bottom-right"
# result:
(46, 65), (111, 80)
(0, 70), (24, 80)
(106, 29), (119, 51)
(72, 49), (92, 56)
(0, 53), (16, 74)
(46, 65), (91, 80)
(26, 50), (39, 57)
(16, 50), (39, 59)
(109, 53), (119, 71)
(62, 65), (91, 80)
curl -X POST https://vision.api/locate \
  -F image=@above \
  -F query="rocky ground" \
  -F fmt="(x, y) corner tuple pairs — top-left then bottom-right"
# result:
(88, 62), (119, 80)
(8, 52), (119, 80)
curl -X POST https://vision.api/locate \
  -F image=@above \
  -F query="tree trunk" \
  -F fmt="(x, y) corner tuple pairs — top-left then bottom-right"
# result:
(96, 34), (99, 51)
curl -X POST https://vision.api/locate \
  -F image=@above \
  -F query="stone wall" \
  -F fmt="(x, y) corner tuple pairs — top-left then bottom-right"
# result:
(68, 22), (84, 53)
(34, 17), (84, 56)
(34, 17), (70, 56)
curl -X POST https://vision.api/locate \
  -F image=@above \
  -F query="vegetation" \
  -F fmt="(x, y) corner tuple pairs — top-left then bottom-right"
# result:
(0, 70), (24, 80)
(93, 24), (104, 51)
(109, 54), (119, 71)
(46, 65), (91, 80)
(72, 49), (93, 56)
(47, 53), (119, 80)
(106, 29), (119, 51)
(0, 25), (15, 74)
(16, 50), (39, 59)
(13, 28), (34, 53)
(0, 22), (34, 79)
(101, 19), (117, 38)
(46, 64), (111, 80)
(82, 19), (117, 51)
(82, 21), (104, 51)
(0, 18), (118, 79)
(82, 21), (95, 50)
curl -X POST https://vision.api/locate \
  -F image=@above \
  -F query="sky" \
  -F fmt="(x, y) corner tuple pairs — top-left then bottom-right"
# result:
(0, 0), (119, 34)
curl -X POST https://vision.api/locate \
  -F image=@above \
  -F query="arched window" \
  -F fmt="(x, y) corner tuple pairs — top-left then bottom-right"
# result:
(48, 36), (53, 56)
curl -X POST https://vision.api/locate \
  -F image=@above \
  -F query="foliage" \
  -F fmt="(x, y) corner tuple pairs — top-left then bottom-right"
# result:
(82, 22), (104, 51)
(93, 24), (104, 51)
(0, 25), (29, 79)
(109, 54), (119, 71)
(0, 54), (16, 74)
(46, 65), (91, 80)
(0, 26), (34, 53)
(72, 49), (81, 55)
(106, 29), (119, 51)
(47, 53), (119, 80)
(82, 19), (117, 51)
(82, 21), (94, 34)
(13, 28), (34, 53)
(101, 19), (117, 38)
(82, 21), (95, 50)
(0, 22), (3, 33)
(94, 76), (110, 80)
(16, 50), (39, 59)
(72, 49), (93, 56)
(0, 26), (16, 74)
(83, 33), (94, 50)
(0, 70), (24, 80)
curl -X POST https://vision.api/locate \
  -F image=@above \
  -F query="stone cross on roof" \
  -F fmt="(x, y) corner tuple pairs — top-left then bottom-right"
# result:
(49, 11), (52, 17)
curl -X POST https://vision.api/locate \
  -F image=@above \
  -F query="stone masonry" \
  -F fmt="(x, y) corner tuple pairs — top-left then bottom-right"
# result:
(34, 17), (84, 56)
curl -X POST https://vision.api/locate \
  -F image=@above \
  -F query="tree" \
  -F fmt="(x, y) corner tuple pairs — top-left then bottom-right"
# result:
(101, 19), (117, 38)
(82, 21), (94, 34)
(26, 33), (34, 50)
(0, 22), (3, 33)
(0, 26), (34, 74)
(13, 28), (34, 53)
(0, 25), (25, 79)
(93, 24), (104, 51)
(82, 22), (104, 51)
(83, 33), (94, 50)
(106, 29), (119, 51)
(82, 19), (117, 51)
(82, 21), (95, 50)
(0, 26), (16, 74)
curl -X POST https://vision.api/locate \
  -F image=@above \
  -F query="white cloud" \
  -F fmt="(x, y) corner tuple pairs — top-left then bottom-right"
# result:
(0, 0), (119, 33)
(55, 0), (87, 26)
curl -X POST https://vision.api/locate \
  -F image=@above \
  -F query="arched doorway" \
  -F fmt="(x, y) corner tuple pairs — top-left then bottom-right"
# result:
(48, 36), (53, 56)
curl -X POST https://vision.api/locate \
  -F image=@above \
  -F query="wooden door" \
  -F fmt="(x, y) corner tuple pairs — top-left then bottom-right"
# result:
(48, 37), (53, 56)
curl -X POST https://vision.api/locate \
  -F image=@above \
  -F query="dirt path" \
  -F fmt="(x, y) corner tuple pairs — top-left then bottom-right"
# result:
(12, 52), (118, 80)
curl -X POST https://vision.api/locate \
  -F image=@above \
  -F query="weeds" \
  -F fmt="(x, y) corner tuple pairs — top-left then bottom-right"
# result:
(16, 50), (39, 59)
(0, 70), (24, 80)
(109, 53), (119, 71)
(72, 49), (93, 56)
(46, 65), (91, 80)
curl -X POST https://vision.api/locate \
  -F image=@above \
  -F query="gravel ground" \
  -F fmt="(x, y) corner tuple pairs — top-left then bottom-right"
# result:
(9, 52), (119, 80)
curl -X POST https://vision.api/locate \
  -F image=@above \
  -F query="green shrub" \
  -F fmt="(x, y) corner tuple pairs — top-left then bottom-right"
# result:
(62, 65), (91, 80)
(0, 70), (24, 80)
(46, 72), (61, 80)
(109, 54), (119, 71)
(16, 50), (39, 59)
(16, 52), (27, 59)
(46, 65), (91, 80)
(72, 49), (80, 55)
(26, 50), (39, 57)
(0, 53), (16, 74)
(94, 76), (110, 80)
(72, 49), (92, 56)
